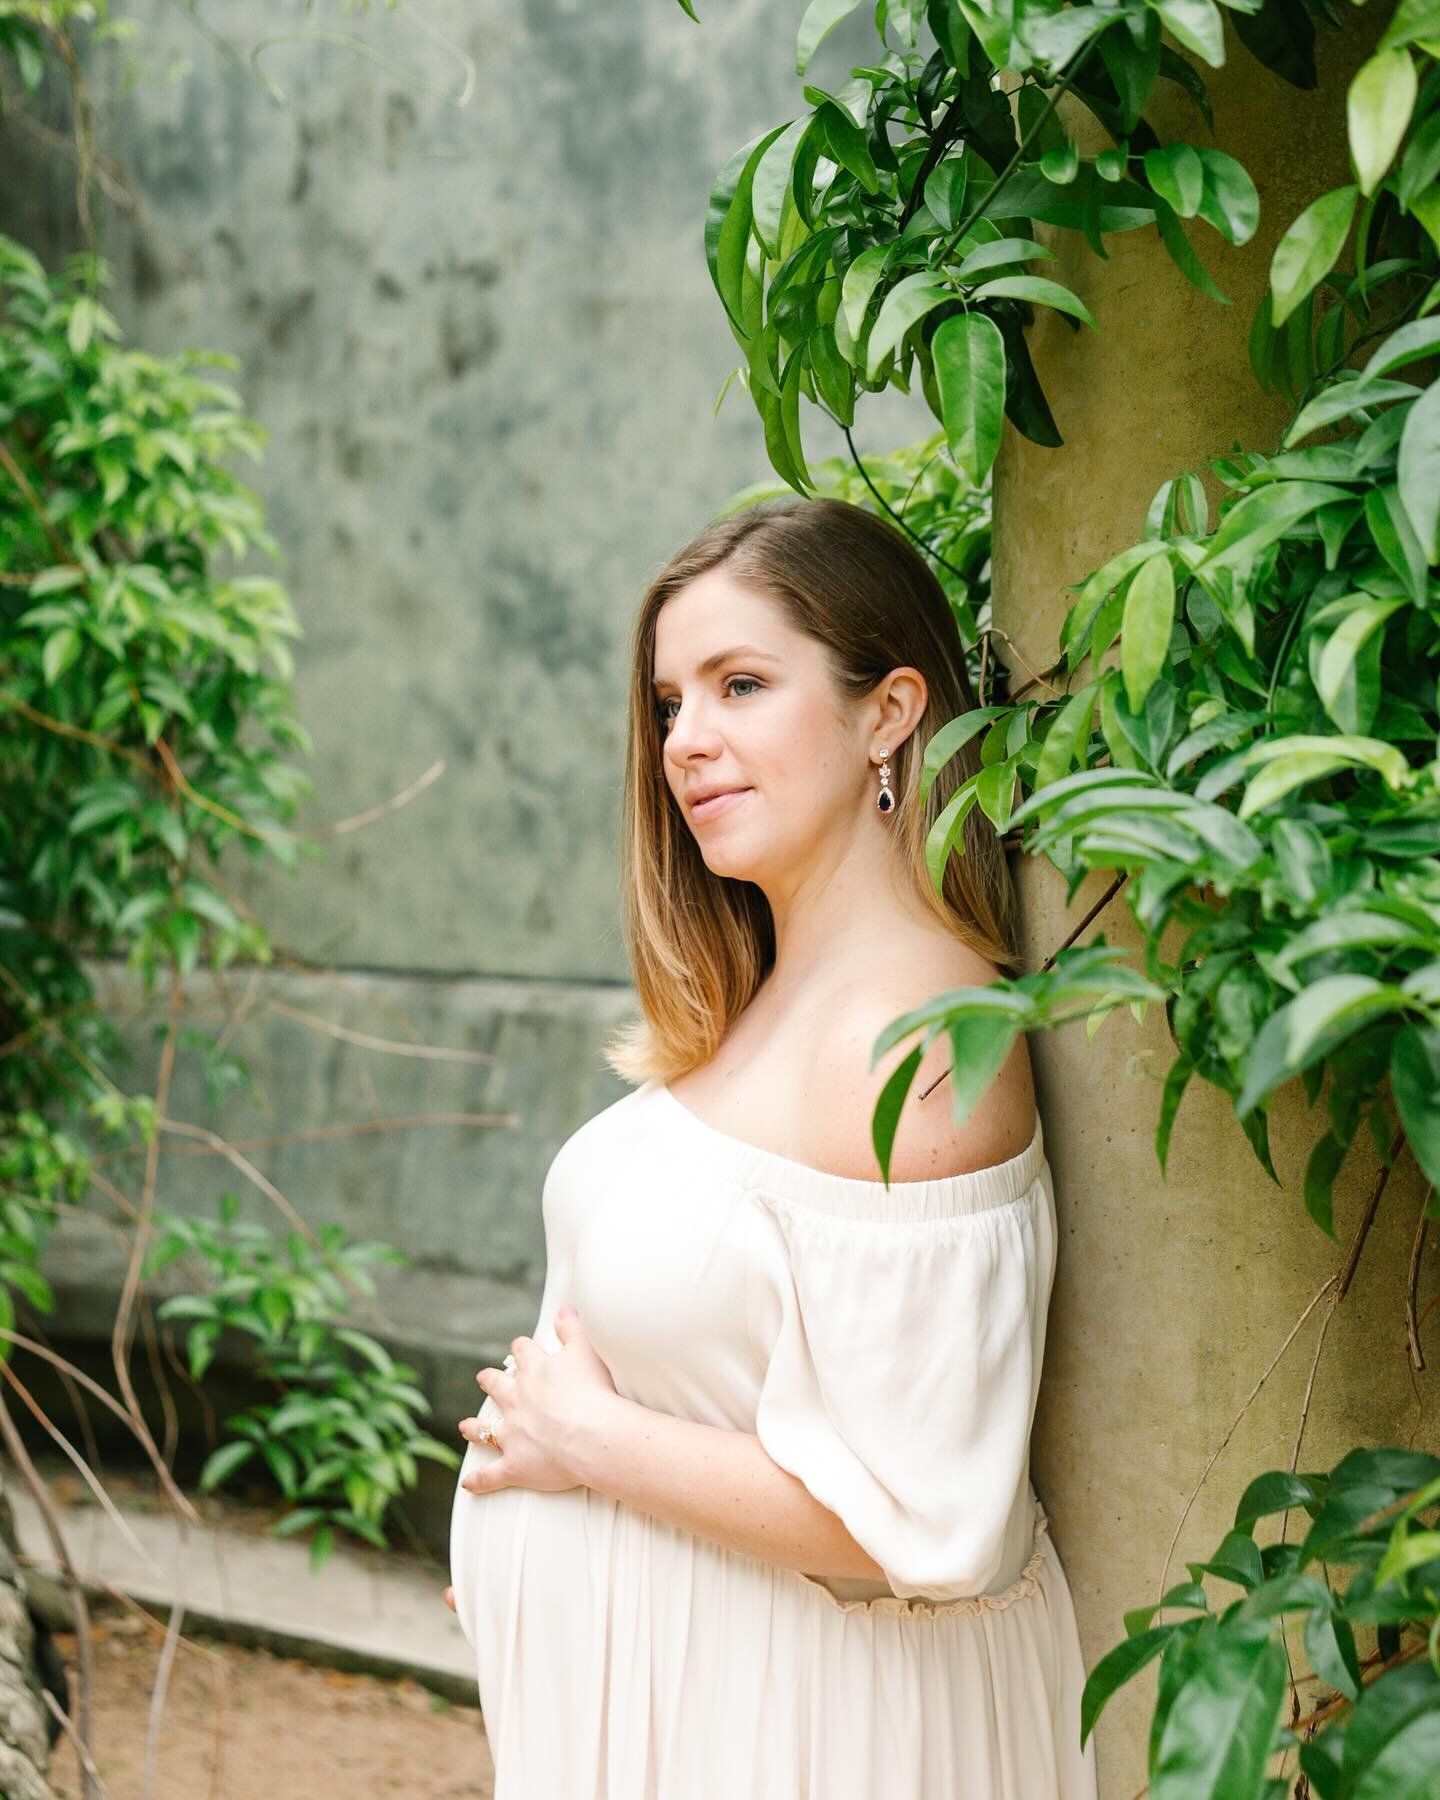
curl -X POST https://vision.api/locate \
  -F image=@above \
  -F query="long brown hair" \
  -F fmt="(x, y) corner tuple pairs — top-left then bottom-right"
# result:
(602, 495), (1020, 1085)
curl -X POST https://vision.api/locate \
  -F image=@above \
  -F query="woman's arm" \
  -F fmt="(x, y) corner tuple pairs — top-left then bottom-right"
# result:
(457, 1314), (887, 1584)
(569, 1391), (888, 1583)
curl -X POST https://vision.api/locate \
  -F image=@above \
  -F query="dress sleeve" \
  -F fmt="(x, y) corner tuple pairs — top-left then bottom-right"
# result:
(749, 1178), (1053, 1603)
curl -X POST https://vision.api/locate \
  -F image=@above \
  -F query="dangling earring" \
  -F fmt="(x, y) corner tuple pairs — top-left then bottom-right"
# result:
(876, 747), (895, 815)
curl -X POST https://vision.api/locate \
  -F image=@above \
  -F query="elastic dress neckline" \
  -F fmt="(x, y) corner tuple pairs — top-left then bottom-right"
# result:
(645, 1077), (1047, 1222)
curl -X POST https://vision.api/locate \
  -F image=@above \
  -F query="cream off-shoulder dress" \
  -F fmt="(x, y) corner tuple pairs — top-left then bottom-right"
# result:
(449, 1076), (1098, 1800)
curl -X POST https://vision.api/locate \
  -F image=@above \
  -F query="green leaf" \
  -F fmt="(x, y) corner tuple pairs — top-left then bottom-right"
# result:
(1348, 48), (1418, 196)
(1391, 1023), (1440, 1190)
(334, 1326), (396, 1375)
(200, 1440), (258, 1491)
(1316, 598), (1406, 719)
(1237, 976), (1410, 1117)
(1397, 378), (1440, 562)
(1151, 1627), (1290, 1794)
(924, 158), (970, 231)
(706, 123), (793, 331)
(1367, 483), (1429, 602)
(1380, 0), (1440, 49)
(1080, 1626), (1175, 1748)
(67, 296), (97, 356)
(918, 706), (1009, 803)
(42, 627), (81, 687)
(817, 100), (879, 195)
(924, 777), (981, 891)
(1233, 1469), (1324, 1528)
(1193, 148), (1259, 246)
(953, 236), (1055, 279)
(1155, 198), (1231, 303)
(0, 1263), (53, 1312)
(1034, 679), (1101, 793)
(944, 1010), (1022, 1126)
(841, 242), (894, 341)
(1200, 481), (1354, 571)
(1151, 0), (1226, 68)
(1284, 373), (1421, 447)
(1237, 730), (1409, 819)
(1341, 1662), (1440, 1800)
(974, 754), (1018, 829)
(966, 274), (1096, 329)
(932, 311), (1006, 484)
(1363, 316), (1440, 381)
(1121, 553), (1176, 711)
(796, 0), (862, 74)
(1144, 143), (1204, 217)
(1270, 186), (1358, 326)
(1305, 1608), (1363, 1704)
(870, 1042), (924, 1184)
(751, 120), (808, 259)
(866, 273), (952, 379)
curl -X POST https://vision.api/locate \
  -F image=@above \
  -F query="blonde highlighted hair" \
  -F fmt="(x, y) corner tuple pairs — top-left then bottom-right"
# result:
(602, 495), (1019, 1086)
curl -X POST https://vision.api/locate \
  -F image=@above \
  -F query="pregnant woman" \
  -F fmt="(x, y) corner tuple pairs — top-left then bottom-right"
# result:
(447, 495), (1098, 1799)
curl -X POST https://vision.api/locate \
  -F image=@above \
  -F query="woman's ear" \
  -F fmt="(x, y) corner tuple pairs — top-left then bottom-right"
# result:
(874, 666), (928, 750)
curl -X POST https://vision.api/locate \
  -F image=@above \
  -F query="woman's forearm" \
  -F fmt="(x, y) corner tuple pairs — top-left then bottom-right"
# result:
(568, 1392), (889, 1584)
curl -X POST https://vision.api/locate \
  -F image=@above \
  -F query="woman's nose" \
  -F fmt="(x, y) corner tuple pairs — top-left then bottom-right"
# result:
(663, 697), (721, 759)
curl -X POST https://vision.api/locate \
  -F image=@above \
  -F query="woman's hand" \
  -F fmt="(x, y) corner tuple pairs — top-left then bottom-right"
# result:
(457, 1308), (619, 1496)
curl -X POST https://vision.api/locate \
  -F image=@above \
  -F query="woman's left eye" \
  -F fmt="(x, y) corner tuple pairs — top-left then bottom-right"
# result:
(725, 675), (761, 698)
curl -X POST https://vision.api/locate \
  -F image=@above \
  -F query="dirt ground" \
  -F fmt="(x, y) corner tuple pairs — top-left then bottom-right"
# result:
(47, 1617), (496, 1799)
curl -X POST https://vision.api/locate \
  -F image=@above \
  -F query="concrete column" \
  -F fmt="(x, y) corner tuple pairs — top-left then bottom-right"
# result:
(988, 13), (1437, 1793)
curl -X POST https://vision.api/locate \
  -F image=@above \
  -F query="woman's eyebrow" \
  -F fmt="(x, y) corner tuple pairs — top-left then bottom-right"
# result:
(651, 645), (781, 688)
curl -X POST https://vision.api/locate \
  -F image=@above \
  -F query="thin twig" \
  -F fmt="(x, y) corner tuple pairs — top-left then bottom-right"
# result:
(980, 624), (1064, 697)
(143, 1520), (188, 1800)
(109, 975), (186, 1541)
(312, 756), (447, 836)
(0, 1328), (200, 1517)
(1156, 1278), (1337, 1606)
(43, 1689), (107, 1792)
(0, 440), (76, 566)
(142, 1111), (517, 1154)
(1041, 874), (1128, 972)
(0, 1356), (158, 1571)
(259, 997), (497, 1062)
(1278, 1128), (1407, 1561)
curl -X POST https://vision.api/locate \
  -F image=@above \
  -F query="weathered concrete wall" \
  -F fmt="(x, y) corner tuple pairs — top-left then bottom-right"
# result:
(41, 958), (640, 1538)
(0, 0), (918, 1540)
(992, 12), (1440, 1795)
(2, 0), (915, 982)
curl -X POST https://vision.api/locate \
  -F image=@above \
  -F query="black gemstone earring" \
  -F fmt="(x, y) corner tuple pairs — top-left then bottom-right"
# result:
(876, 747), (895, 814)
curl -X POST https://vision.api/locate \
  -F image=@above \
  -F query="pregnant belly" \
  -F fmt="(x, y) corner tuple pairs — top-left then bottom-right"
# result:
(448, 1442), (603, 1665)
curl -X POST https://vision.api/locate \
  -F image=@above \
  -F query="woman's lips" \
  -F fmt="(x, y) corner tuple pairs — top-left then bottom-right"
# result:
(691, 787), (751, 823)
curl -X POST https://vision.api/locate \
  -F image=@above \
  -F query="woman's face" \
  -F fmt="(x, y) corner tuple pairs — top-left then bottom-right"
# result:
(651, 569), (887, 888)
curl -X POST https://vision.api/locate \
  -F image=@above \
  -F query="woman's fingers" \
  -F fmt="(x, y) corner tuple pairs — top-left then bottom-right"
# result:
(443, 1584), (456, 1613)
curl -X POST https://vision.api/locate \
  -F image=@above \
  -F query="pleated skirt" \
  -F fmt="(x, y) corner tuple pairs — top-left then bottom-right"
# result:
(449, 1446), (1099, 1800)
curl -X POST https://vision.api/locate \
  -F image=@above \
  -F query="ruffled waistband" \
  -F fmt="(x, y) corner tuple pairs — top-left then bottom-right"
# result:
(790, 1495), (1054, 1619)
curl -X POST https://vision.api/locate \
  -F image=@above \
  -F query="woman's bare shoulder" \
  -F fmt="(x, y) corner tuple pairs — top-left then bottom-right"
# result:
(800, 942), (1037, 1183)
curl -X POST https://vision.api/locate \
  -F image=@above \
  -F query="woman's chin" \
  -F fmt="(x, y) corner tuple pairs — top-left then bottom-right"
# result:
(700, 841), (763, 881)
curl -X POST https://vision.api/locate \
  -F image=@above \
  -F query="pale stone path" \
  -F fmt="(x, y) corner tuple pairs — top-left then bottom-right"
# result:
(11, 1482), (480, 1706)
